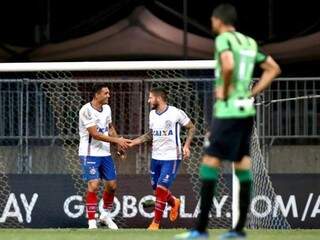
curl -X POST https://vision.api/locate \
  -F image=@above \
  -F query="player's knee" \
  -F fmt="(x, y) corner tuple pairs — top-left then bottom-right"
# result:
(106, 182), (117, 193)
(202, 155), (221, 168)
(88, 181), (100, 192)
(235, 156), (251, 169)
(234, 157), (252, 182)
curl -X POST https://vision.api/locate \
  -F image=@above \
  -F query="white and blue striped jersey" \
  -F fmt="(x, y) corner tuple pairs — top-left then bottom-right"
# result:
(149, 106), (191, 160)
(78, 103), (112, 156)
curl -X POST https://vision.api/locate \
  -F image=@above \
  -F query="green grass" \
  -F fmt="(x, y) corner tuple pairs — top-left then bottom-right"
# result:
(0, 229), (319, 240)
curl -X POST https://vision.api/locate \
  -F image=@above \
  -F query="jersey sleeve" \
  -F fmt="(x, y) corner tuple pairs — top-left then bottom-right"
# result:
(107, 105), (112, 124)
(80, 107), (97, 128)
(256, 48), (268, 64)
(215, 34), (231, 55)
(177, 109), (191, 126)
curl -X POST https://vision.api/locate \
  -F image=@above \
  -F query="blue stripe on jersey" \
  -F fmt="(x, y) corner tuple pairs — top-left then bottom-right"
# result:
(175, 122), (181, 160)
(87, 135), (92, 156)
(175, 122), (179, 147)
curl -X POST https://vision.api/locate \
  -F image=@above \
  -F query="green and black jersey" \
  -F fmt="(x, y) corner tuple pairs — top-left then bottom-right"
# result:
(214, 31), (268, 118)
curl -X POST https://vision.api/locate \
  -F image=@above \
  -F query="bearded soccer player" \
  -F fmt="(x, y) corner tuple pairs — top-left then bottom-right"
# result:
(129, 87), (196, 230)
(175, 4), (281, 239)
(79, 84), (132, 229)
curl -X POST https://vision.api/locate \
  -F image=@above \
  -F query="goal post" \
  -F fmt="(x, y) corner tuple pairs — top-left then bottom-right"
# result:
(0, 60), (290, 229)
(0, 60), (216, 72)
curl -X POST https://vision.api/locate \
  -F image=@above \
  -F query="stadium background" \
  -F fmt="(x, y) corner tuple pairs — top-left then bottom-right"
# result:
(0, 0), (319, 234)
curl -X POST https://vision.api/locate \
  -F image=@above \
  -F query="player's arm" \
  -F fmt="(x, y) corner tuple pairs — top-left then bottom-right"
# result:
(182, 120), (196, 160)
(87, 125), (131, 150)
(214, 34), (234, 100)
(251, 54), (281, 97)
(108, 123), (118, 137)
(220, 51), (234, 100)
(108, 123), (128, 160)
(129, 129), (153, 147)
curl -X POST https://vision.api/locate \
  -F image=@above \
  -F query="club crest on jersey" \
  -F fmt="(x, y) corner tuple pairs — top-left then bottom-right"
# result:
(165, 120), (173, 129)
(153, 120), (173, 136)
(89, 167), (96, 175)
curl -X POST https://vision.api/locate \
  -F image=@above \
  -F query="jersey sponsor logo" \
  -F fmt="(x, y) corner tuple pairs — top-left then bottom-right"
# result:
(97, 127), (108, 133)
(234, 97), (254, 108)
(153, 129), (173, 136)
(86, 161), (96, 164)
(153, 120), (174, 136)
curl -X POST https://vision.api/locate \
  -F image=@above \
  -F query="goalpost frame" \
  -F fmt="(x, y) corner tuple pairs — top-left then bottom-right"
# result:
(0, 59), (242, 228)
(0, 60), (216, 72)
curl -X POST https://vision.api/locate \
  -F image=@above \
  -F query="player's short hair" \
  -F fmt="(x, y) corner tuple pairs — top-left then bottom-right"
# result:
(91, 83), (109, 99)
(150, 87), (168, 102)
(212, 4), (237, 25)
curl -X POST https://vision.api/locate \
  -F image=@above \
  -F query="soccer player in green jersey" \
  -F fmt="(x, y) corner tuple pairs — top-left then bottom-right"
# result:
(175, 4), (281, 240)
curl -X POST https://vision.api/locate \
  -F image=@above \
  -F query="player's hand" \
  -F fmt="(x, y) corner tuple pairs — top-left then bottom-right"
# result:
(215, 85), (234, 100)
(115, 137), (132, 150)
(183, 145), (191, 160)
(128, 139), (138, 148)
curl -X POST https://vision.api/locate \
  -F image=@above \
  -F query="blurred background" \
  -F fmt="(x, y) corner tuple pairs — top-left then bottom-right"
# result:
(0, 0), (320, 75)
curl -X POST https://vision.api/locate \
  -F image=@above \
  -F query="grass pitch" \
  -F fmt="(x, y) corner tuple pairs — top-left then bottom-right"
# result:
(0, 229), (319, 240)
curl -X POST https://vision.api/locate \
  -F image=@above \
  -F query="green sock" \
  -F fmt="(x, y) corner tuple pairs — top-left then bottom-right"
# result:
(199, 164), (219, 181)
(235, 169), (252, 232)
(235, 169), (252, 182)
(196, 164), (219, 232)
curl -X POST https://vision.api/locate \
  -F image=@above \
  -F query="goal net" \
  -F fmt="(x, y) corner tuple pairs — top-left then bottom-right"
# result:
(0, 61), (290, 229)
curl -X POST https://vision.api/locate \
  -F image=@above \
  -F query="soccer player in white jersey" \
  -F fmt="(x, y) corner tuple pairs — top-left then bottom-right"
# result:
(129, 87), (196, 230)
(79, 84), (132, 229)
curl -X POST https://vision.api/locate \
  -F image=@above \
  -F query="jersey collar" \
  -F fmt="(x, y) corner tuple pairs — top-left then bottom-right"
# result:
(156, 105), (169, 115)
(90, 102), (103, 112)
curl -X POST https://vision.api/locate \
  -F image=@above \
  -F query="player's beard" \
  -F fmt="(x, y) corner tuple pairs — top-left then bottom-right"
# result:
(151, 101), (159, 110)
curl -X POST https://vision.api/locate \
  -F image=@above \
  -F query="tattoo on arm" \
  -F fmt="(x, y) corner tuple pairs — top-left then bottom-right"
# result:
(137, 129), (153, 144)
(109, 123), (118, 137)
(184, 121), (196, 146)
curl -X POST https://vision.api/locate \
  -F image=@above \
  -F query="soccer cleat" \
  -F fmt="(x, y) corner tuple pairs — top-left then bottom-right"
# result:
(169, 197), (181, 222)
(219, 230), (246, 239)
(88, 219), (98, 229)
(147, 220), (160, 231)
(99, 211), (119, 230)
(174, 230), (209, 239)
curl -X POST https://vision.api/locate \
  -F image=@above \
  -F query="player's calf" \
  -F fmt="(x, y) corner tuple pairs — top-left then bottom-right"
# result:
(99, 181), (118, 230)
(86, 191), (98, 229)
